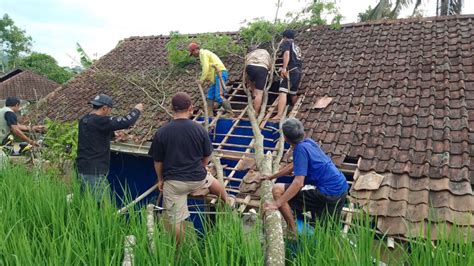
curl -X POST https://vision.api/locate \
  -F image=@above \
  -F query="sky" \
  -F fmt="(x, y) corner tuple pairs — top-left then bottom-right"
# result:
(2, 0), (474, 67)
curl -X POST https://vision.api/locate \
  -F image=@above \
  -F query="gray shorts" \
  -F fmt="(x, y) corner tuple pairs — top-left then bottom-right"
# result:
(163, 173), (213, 224)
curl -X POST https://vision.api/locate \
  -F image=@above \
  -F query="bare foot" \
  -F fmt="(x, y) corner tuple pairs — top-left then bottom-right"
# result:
(271, 115), (281, 121)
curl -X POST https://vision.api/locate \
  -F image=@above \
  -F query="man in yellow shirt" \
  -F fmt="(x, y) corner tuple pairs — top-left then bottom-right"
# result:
(189, 43), (233, 116)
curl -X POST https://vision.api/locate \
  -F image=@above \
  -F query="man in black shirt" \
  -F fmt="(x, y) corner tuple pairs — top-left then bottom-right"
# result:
(272, 29), (303, 120)
(76, 94), (143, 201)
(148, 92), (231, 244)
(0, 97), (44, 147)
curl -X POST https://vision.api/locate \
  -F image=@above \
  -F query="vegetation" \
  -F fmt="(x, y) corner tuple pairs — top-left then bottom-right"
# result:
(0, 165), (473, 265)
(0, 14), (32, 71)
(364, 0), (464, 21)
(76, 42), (95, 68)
(18, 52), (74, 84)
(165, 31), (243, 68)
(166, 0), (343, 67)
(41, 119), (78, 165)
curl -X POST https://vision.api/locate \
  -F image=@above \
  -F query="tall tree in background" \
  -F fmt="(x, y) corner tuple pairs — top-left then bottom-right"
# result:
(0, 14), (32, 71)
(438, 0), (463, 16)
(365, 0), (464, 21)
(18, 52), (73, 84)
(76, 42), (95, 68)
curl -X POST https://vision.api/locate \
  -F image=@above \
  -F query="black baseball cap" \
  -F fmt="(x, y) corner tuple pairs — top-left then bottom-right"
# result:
(89, 94), (113, 108)
(282, 29), (296, 39)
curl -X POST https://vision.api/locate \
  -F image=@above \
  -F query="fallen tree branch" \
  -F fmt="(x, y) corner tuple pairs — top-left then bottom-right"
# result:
(122, 235), (136, 266)
(197, 81), (224, 184)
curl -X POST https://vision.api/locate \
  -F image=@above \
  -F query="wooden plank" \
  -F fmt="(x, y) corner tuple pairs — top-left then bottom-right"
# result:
(238, 195), (252, 213)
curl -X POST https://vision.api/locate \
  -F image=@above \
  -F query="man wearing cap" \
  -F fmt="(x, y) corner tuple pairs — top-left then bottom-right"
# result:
(149, 92), (233, 244)
(76, 94), (144, 201)
(189, 43), (233, 116)
(273, 29), (303, 120)
(0, 96), (44, 147)
(244, 47), (272, 113)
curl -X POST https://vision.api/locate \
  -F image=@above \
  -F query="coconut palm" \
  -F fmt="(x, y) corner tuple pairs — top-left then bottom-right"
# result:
(366, 0), (463, 20)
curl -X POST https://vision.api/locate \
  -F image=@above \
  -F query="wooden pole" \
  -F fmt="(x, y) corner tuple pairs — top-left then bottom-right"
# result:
(117, 184), (158, 214)
(122, 235), (136, 266)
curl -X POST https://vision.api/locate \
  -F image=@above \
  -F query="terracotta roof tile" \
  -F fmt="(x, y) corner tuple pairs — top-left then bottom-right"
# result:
(0, 69), (59, 101)
(27, 15), (474, 238)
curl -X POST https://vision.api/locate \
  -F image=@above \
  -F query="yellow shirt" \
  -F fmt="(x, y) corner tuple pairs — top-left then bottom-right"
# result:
(199, 49), (227, 82)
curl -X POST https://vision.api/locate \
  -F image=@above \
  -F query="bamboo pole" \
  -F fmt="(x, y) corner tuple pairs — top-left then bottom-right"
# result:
(117, 184), (158, 214)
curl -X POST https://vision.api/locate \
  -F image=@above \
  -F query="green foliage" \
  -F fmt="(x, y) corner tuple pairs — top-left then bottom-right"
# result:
(165, 31), (197, 68)
(239, 19), (288, 47)
(358, 4), (394, 22)
(166, 31), (243, 68)
(239, 0), (343, 47)
(76, 42), (95, 68)
(0, 14), (32, 70)
(42, 119), (78, 164)
(18, 52), (74, 84)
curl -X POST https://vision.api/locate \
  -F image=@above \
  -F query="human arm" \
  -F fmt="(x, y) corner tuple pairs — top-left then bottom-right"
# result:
(103, 104), (143, 131)
(280, 50), (290, 78)
(200, 51), (209, 82)
(148, 133), (165, 191)
(153, 161), (164, 191)
(262, 162), (294, 181)
(265, 175), (305, 210)
(5, 112), (37, 145)
(10, 125), (37, 145)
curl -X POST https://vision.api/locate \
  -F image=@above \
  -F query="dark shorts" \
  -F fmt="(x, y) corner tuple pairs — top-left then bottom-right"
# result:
(279, 69), (302, 95)
(284, 184), (347, 221)
(245, 65), (268, 90)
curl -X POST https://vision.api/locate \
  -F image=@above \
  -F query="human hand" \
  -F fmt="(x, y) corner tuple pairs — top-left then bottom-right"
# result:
(196, 79), (204, 86)
(263, 201), (280, 210)
(260, 175), (271, 182)
(280, 68), (288, 78)
(134, 103), (144, 112)
(32, 125), (46, 133)
(157, 180), (164, 192)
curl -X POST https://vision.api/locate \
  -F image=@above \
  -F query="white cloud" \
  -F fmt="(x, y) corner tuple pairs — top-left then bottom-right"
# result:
(4, 0), (474, 66)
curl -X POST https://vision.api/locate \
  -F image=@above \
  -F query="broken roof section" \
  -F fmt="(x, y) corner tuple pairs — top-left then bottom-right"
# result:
(31, 15), (474, 238)
(0, 69), (59, 102)
(297, 15), (474, 238)
(32, 32), (242, 143)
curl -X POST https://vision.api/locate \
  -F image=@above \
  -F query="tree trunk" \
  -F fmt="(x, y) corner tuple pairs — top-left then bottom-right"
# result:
(261, 152), (285, 266)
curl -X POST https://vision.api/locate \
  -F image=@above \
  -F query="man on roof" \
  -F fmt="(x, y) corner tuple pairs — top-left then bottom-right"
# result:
(272, 29), (303, 120)
(244, 46), (272, 113)
(0, 96), (44, 147)
(263, 118), (348, 236)
(76, 94), (144, 202)
(189, 42), (233, 116)
(149, 92), (234, 245)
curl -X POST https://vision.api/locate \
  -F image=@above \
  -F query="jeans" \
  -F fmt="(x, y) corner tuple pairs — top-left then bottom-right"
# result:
(78, 173), (110, 202)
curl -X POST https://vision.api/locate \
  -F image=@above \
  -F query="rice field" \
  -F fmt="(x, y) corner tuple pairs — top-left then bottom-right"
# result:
(0, 164), (473, 265)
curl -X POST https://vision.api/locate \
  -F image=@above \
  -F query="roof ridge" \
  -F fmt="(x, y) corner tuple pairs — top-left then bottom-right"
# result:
(124, 30), (239, 42)
(337, 14), (474, 29)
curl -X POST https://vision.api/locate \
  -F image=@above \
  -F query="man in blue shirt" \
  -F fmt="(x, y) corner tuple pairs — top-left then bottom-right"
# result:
(264, 118), (348, 235)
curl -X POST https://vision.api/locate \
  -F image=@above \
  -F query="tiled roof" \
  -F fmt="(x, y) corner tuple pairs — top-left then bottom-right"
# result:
(32, 15), (474, 238)
(0, 69), (59, 101)
(295, 15), (474, 238)
(31, 33), (242, 142)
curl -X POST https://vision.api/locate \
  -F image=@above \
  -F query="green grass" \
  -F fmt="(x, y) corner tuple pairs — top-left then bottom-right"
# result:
(0, 164), (472, 265)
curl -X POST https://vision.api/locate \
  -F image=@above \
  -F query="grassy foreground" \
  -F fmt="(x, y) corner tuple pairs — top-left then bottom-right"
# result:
(0, 165), (472, 265)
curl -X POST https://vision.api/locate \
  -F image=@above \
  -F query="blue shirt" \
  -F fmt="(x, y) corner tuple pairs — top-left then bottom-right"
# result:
(293, 138), (348, 196)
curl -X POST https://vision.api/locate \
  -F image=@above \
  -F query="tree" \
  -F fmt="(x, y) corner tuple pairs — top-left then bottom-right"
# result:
(76, 42), (95, 68)
(358, 4), (394, 22)
(0, 14), (32, 71)
(438, 0), (464, 16)
(18, 52), (74, 84)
